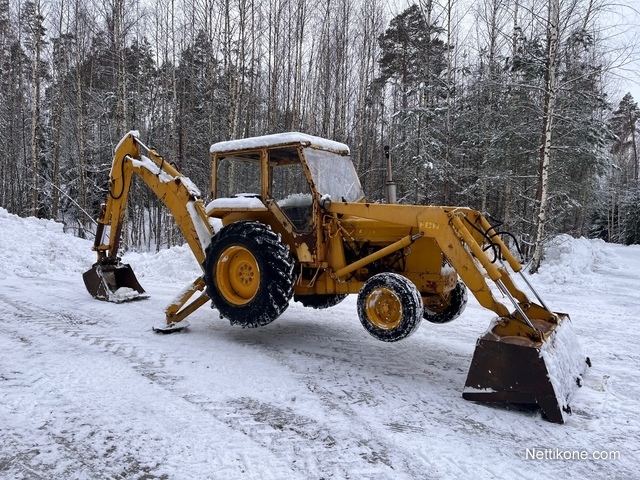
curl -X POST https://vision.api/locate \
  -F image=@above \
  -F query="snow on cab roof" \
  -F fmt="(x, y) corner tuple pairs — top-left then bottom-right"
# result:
(210, 132), (350, 155)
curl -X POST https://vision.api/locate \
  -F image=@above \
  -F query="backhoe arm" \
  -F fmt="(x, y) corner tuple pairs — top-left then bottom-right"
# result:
(93, 131), (212, 265)
(84, 131), (213, 325)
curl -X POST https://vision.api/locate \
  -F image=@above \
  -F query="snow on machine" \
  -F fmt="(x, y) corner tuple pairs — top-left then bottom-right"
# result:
(84, 131), (589, 423)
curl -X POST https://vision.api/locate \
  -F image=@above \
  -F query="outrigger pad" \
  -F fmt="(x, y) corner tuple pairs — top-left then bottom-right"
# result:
(152, 320), (190, 334)
(463, 314), (589, 423)
(83, 262), (148, 303)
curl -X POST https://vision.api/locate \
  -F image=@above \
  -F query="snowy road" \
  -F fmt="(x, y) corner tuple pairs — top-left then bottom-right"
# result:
(0, 210), (638, 479)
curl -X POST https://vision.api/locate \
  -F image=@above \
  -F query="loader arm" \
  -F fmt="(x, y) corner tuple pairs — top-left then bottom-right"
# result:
(326, 202), (524, 324)
(84, 131), (213, 325)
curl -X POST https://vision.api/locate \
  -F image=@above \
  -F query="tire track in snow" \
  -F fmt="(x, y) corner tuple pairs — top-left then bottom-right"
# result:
(0, 291), (303, 479)
(225, 306), (608, 480)
(2, 279), (631, 480)
(218, 317), (475, 479)
(0, 289), (413, 479)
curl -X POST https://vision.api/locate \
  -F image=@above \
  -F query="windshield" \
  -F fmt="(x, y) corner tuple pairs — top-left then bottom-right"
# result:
(304, 148), (364, 203)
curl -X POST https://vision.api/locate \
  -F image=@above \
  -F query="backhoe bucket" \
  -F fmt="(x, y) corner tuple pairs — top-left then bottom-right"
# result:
(463, 309), (589, 423)
(83, 262), (148, 303)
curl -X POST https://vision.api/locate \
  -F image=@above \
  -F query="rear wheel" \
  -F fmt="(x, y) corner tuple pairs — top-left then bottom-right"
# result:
(423, 281), (468, 324)
(203, 221), (295, 327)
(357, 273), (423, 342)
(294, 294), (347, 309)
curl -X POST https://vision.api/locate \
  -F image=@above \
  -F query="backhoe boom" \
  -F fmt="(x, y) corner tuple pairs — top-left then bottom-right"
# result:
(83, 131), (212, 324)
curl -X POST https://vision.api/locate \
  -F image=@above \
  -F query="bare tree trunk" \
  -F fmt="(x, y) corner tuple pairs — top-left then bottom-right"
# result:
(113, 0), (127, 138)
(292, 0), (306, 130)
(51, 0), (67, 220)
(444, 0), (454, 206)
(75, 0), (87, 222)
(531, 0), (560, 273)
(632, 126), (638, 182)
(503, 0), (519, 230)
(29, 0), (42, 217)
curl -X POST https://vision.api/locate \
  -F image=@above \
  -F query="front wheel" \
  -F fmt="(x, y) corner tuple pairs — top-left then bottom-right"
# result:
(357, 273), (423, 342)
(203, 221), (296, 327)
(423, 281), (468, 324)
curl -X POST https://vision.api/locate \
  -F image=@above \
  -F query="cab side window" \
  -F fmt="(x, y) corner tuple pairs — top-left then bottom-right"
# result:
(269, 148), (313, 232)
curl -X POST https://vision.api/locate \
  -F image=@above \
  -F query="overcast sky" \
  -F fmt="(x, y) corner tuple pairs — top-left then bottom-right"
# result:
(604, 1), (640, 105)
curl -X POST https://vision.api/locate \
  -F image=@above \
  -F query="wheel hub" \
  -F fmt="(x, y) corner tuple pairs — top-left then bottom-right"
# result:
(216, 245), (260, 305)
(365, 287), (402, 330)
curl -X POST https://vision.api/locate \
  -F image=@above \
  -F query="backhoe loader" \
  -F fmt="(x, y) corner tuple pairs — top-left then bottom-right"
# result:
(84, 131), (589, 423)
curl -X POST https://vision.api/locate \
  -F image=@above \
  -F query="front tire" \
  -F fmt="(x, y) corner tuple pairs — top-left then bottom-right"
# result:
(203, 221), (296, 328)
(423, 281), (468, 324)
(357, 273), (423, 342)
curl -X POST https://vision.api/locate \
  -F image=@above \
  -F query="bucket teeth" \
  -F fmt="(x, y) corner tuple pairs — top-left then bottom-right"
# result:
(83, 262), (147, 303)
(463, 311), (588, 423)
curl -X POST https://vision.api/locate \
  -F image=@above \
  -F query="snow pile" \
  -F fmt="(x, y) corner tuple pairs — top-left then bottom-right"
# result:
(278, 193), (313, 208)
(131, 156), (202, 197)
(0, 208), (94, 279)
(123, 244), (201, 285)
(0, 207), (200, 286)
(536, 234), (620, 285)
(206, 196), (265, 211)
(540, 315), (587, 420)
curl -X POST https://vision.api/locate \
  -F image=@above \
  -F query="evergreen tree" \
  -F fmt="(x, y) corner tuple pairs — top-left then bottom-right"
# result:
(610, 93), (640, 183)
(607, 93), (640, 244)
(375, 3), (450, 204)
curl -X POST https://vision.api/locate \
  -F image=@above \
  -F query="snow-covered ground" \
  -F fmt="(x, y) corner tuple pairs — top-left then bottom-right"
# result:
(0, 208), (637, 479)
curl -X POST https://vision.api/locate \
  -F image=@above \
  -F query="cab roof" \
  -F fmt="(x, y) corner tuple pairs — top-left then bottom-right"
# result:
(210, 132), (350, 155)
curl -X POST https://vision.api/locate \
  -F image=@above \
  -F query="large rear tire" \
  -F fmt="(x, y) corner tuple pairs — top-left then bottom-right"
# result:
(357, 273), (423, 342)
(423, 281), (468, 324)
(203, 221), (296, 327)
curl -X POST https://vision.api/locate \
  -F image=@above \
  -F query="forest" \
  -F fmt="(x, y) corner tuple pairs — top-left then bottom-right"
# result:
(0, 0), (638, 270)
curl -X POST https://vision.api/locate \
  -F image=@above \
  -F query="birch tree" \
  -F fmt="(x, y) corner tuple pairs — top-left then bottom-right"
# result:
(529, 0), (560, 272)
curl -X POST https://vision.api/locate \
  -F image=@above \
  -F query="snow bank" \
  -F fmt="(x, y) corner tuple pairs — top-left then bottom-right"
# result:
(0, 208), (94, 279)
(123, 244), (201, 285)
(536, 234), (620, 285)
(0, 207), (200, 286)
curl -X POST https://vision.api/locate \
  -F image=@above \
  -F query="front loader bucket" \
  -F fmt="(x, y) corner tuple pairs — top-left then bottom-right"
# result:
(83, 262), (148, 303)
(463, 310), (589, 423)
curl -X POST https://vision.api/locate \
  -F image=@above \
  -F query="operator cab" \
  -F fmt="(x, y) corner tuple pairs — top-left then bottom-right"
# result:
(209, 132), (364, 232)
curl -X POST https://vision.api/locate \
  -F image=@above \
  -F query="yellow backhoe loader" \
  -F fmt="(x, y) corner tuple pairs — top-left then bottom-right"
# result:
(84, 131), (589, 423)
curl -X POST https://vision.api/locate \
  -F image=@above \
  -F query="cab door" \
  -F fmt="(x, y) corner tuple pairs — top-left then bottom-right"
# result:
(265, 146), (319, 265)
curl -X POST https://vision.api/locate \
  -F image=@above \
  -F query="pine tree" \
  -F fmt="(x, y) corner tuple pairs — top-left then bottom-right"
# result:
(608, 93), (640, 244)
(610, 93), (640, 183)
(375, 3), (450, 204)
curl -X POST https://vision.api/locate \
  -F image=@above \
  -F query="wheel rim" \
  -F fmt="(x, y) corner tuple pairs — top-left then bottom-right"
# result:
(216, 245), (260, 305)
(365, 287), (402, 330)
(423, 295), (450, 314)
